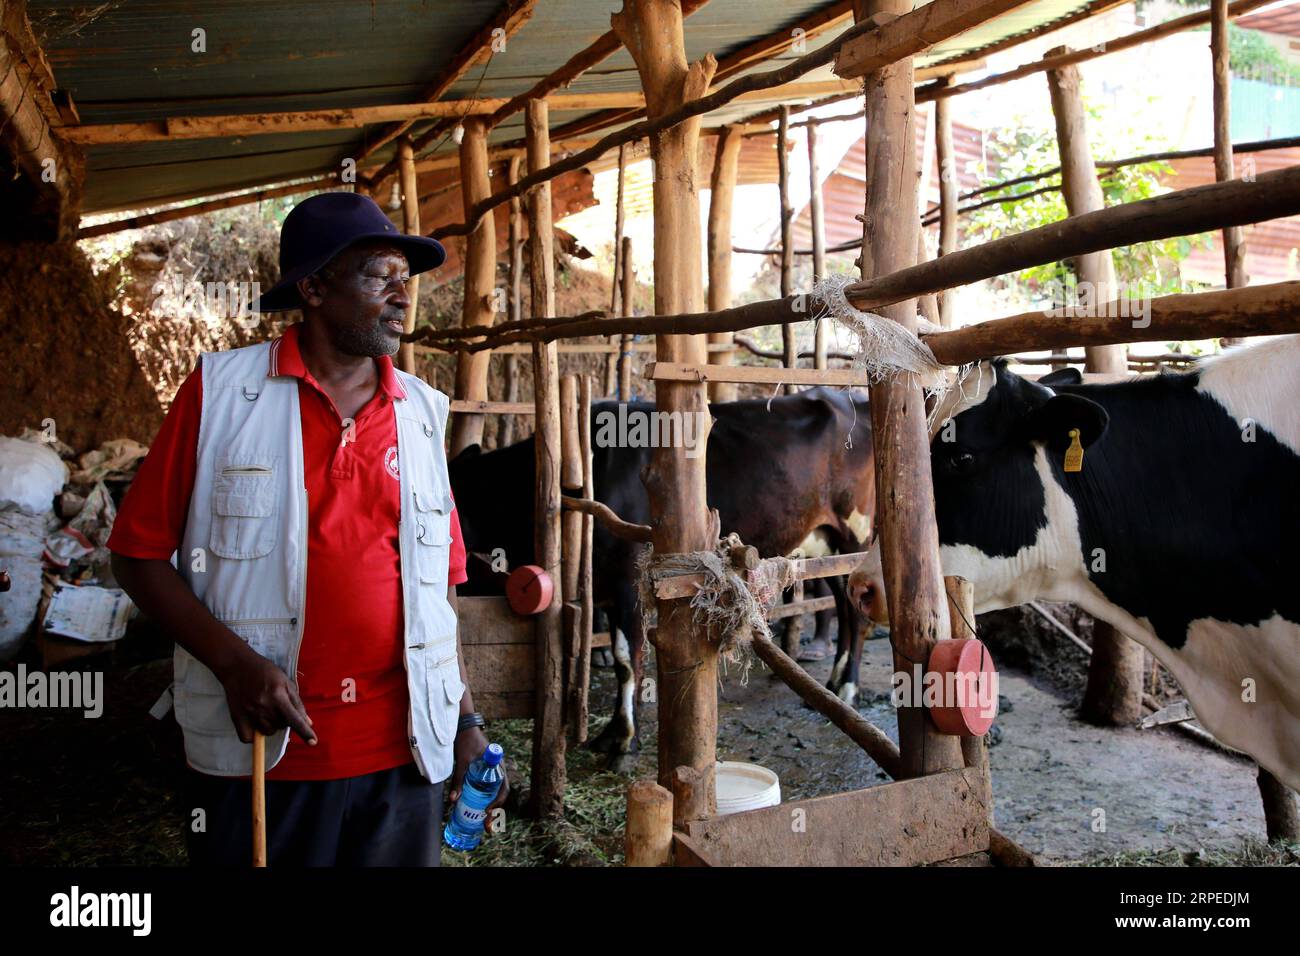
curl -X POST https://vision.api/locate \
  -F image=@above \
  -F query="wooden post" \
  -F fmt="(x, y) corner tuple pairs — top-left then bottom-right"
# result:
(916, 104), (941, 329)
(526, 98), (566, 819)
(1212, 0), (1247, 347)
(778, 104), (798, 389)
(611, 0), (718, 805)
(619, 234), (635, 401)
(807, 121), (829, 370)
(1045, 49), (1125, 375)
(449, 116), (497, 455)
(560, 373), (582, 731)
(856, 0), (963, 779)
(502, 154), (524, 446)
(397, 136), (422, 375)
(608, 142), (629, 394)
(934, 77), (959, 328)
(560, 374), (583, 601)
(573, 375), (596, 743)
(707, 124), (743, 401)
(625, 779), (673, 866)
(1046, 47), (1144, 727)
(670, 764), (709, 827)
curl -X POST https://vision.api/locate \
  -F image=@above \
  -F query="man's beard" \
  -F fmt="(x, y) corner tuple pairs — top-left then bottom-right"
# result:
(328, 316), (400, 358)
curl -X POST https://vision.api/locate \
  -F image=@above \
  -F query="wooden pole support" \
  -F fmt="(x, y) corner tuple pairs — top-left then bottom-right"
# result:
(574, 375), (596, 743)
(609, 142), (629, 393)
(778, 104), (797, 390)
(626, 779), (674, 866)
(707, 124), (743, 402)
(449, 116), (498, 455)
(397, 136), (422, 375)
(934, 76), (959, 328)
(560, 374), (583, 602)
(619, 234), (635, 401)
(526, 97), (566, 819)
(1212, 0), (1247, 348)
(612, 0), (718, 803)
(502, 154), (525, 446)
(856, 0), (963, 780)
(670, 764), (711, 827)
(807, 120), (829, 369)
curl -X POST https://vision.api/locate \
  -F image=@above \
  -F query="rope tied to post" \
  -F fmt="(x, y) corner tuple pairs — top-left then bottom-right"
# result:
(811, 274), (948, 390)
(636, 533), (797, 673)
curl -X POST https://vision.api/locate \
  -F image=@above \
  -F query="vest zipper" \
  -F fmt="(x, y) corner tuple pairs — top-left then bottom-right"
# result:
(286, 485), (309, 687)
(221, 465), (273, 476)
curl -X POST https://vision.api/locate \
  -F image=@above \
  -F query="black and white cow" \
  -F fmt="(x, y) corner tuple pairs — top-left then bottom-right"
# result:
(849, 337), (1300, 791)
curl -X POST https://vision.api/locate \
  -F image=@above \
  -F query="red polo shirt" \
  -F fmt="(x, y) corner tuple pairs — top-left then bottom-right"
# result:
(108, 323), (468, 780)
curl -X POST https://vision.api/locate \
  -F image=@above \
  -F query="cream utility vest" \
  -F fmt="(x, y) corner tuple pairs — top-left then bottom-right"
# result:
(166, 339), (463, 781)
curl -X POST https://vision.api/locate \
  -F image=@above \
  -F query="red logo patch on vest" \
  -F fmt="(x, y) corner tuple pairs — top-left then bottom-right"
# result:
(384, 445), (400, 480)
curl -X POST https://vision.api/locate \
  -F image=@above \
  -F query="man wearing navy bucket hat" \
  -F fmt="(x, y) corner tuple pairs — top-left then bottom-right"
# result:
(109, 191), (506, 866)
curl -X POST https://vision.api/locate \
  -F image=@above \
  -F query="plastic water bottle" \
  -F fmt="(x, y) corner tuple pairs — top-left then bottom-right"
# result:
(443, 743), (505, 851)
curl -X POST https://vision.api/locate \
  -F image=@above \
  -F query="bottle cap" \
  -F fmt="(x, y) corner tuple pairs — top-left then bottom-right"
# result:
(483, 742), (504, 767)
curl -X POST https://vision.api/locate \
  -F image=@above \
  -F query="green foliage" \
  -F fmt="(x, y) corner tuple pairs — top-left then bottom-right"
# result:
(1229, 23), (1300, 84)
(964, 108), (1210, 305)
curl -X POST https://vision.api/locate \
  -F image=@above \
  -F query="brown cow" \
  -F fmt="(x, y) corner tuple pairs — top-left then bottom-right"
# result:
(450, 387), (876, 768)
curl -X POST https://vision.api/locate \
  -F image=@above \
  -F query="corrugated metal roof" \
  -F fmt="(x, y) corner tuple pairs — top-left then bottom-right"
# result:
(31, 0), (1105, 214)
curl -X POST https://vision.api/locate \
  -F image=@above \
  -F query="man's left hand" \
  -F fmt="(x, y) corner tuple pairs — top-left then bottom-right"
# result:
(448, 726), (509, 836)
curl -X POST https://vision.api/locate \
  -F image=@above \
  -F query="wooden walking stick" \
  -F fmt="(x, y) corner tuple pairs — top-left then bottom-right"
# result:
(252, 731), (267, 867)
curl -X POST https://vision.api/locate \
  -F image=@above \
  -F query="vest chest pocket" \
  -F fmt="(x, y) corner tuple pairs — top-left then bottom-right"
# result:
(412, 486), (453, 586)
(424, 643), (465, 746)
(210, 459), (279, 559)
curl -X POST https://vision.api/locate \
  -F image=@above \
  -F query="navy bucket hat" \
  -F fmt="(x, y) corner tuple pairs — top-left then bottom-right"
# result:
(252, 192), (446, 312)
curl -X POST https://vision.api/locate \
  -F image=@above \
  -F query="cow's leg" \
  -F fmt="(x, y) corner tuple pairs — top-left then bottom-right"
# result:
(797, 578), (834, 662)
(588, 582), (641, 770)
(825, 575), (862, 706)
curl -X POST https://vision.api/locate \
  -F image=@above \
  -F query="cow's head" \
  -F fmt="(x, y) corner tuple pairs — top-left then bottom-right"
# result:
(848, 362), (1109, 622)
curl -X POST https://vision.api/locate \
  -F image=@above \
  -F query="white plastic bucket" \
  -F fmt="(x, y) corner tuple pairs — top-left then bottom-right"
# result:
(715, 761), (781, 815)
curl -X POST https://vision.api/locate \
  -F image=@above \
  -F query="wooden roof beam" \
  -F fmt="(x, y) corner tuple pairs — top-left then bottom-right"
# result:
(833, 0), (1039, 78)
(353, 0), (537, 165)
(917, 0), (1276, 103)
(542, 0), (854, 148)
(60, 79), (872, 146)
(360, 0), (713, 195)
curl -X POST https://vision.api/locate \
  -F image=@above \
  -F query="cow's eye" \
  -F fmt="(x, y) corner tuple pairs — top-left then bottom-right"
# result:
(942, 451), (975, 474)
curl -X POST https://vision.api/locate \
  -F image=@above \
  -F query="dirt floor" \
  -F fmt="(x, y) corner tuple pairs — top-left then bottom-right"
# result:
(1, 605), (1293, 867)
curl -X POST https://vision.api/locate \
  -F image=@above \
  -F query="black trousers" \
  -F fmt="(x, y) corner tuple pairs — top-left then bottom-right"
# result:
(183, 762), (444, 867)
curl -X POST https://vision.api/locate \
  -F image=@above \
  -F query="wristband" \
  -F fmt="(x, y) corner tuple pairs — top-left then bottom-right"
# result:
(457, 712), (486, 734)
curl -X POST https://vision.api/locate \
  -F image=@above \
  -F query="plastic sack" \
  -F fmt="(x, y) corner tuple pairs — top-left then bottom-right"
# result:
(0, 436), (68, 515)
(0, 509), (58, 661)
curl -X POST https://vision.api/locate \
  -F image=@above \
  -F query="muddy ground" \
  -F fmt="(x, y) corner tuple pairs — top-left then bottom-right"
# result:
(1, 603), (1288, 867)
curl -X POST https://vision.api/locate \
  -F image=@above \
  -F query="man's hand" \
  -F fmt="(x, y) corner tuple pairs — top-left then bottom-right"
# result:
(448, 727), (509, 836)
(217, 647), (317, 747)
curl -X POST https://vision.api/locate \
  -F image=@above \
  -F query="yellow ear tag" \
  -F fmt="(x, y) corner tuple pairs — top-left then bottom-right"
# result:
(1064, 428), (1084, 473)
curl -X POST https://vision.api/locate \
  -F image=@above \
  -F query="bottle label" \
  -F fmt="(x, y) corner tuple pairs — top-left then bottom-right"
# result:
(453, 802), (488, 829)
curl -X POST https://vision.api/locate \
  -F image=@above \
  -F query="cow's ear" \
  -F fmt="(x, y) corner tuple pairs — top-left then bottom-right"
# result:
(1037, 367), (1083, 387)
(1018, 394), (1109, 449)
